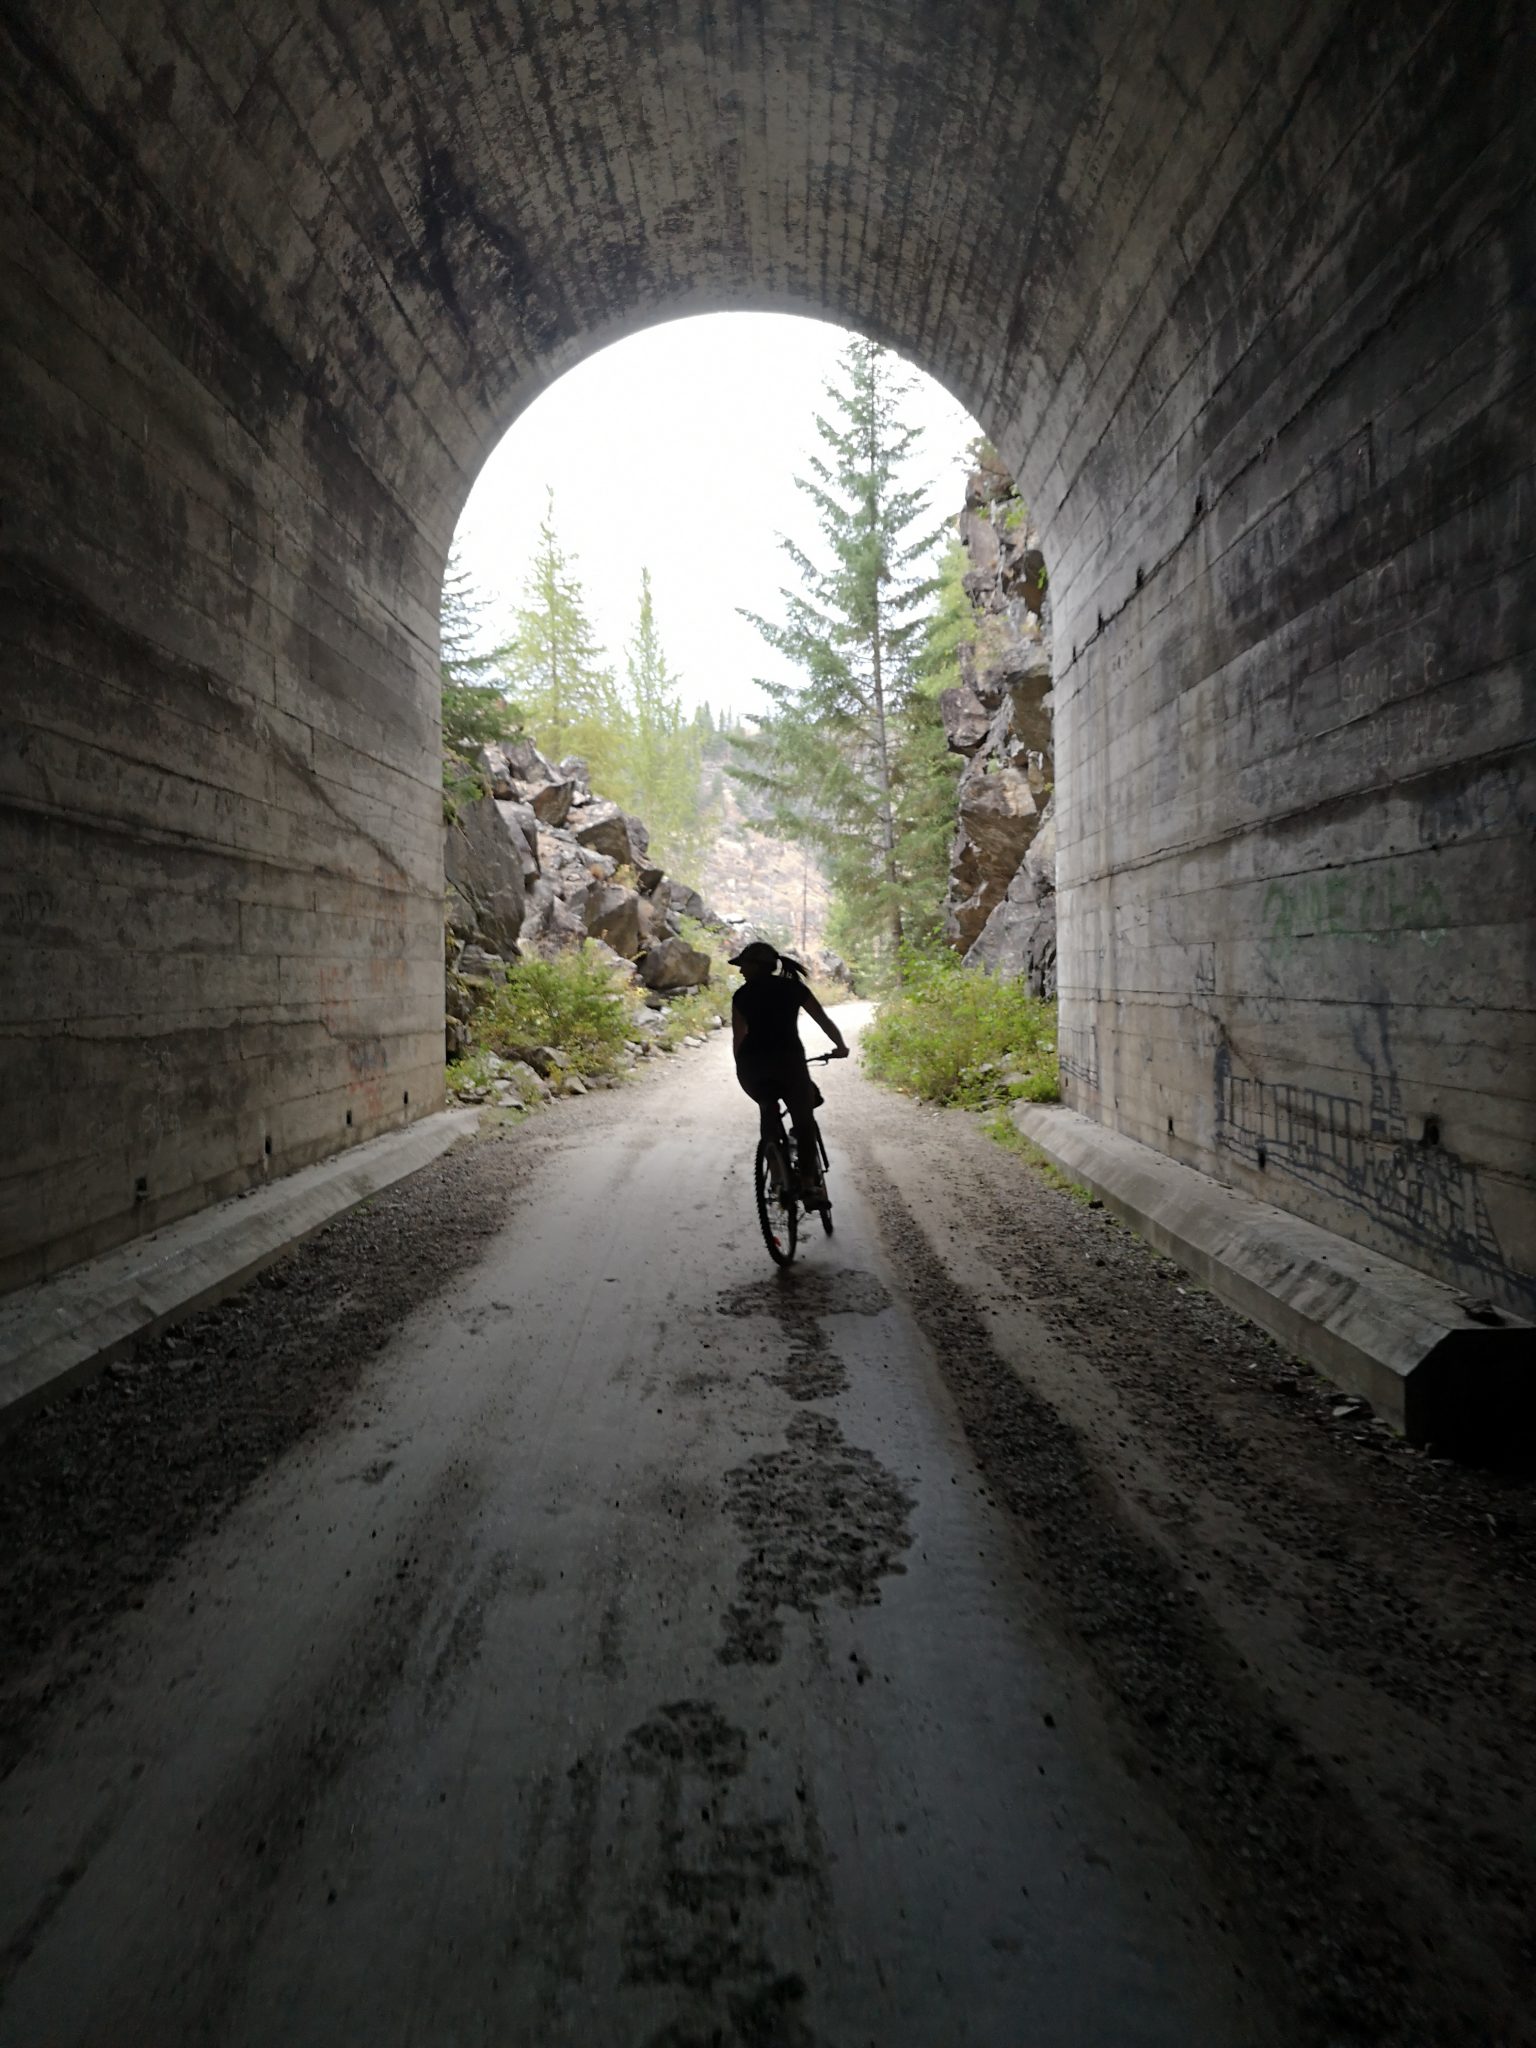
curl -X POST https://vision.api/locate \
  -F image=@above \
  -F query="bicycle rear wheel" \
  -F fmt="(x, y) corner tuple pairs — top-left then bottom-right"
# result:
(755, 1138), (798, 1265)
(813, 1122), (833, 1233)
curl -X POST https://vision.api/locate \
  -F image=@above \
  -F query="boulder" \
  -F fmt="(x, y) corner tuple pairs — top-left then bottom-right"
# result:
(478, 744), (516, 800)
(444, 791), (527, 957)
(572, 799), (637, 865)
(495, 799), (541, 879)
(502, 737), (561, 785)
(653, 879), (707, 923)
(942, 763), (1044, 951)
(636, 857), (666, 893)
(527, 778), (577, 828)
(518, 876), (587, 951)
(962, 800), (1057, 993)
(956, 762), (1039, 869)
(457, 945), (506, 982)
(536, 828), (595, 884)
(939, 684), (991, 755)
(581, 882), (644, 958)
(582, 935), (639, 981)
(506, 1058), (552, 1102)
(557, 755), (592, 793)
(639, 936), (713, 991)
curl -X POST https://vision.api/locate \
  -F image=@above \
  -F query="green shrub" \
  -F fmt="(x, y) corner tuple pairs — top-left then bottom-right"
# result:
(478, 945), (637, 1077)
(862, 948), (1060, 1107)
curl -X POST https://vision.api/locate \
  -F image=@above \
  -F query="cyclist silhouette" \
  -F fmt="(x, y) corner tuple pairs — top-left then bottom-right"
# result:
(729, 940), (849, 1200)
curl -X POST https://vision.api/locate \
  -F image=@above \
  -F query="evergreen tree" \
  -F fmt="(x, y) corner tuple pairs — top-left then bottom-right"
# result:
(731, 337), (945, 971)
(440, 541), (517, 754)
(501, 490), (620, 782)
(610, 569), (710, 877)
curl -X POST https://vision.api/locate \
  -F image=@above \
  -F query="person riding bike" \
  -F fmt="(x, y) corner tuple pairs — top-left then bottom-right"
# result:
(730, 940), (849, 1202)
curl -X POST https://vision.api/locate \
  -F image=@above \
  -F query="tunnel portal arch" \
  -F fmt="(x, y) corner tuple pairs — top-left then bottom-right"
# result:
(1, 0), (1530, 1314)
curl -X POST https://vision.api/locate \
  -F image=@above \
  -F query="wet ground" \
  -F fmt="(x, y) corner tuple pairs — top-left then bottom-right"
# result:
(2, 1013), (1532, 2046)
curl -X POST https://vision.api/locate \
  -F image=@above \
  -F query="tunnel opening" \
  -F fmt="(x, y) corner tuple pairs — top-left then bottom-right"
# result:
(0, 0), (1527, 1349)
(433, 310), (1056, 1039)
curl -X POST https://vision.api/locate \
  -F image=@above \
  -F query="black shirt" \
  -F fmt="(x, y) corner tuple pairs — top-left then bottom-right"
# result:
(732, 975), (812, 1067)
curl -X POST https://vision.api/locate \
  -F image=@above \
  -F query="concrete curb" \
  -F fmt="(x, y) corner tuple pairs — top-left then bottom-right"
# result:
(0, 1111), (481, 1433)
(1013, 1104), (1531, 1451)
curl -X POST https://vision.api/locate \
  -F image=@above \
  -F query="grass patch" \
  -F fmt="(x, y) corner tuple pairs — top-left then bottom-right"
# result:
(862, 949), (1060, 1108)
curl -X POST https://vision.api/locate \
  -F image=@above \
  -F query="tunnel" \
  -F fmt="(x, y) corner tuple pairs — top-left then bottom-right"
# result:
(2, 0), (1531, 1322)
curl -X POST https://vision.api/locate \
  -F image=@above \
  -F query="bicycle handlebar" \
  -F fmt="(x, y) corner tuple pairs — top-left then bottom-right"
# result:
(808, 1050), (850, 1064)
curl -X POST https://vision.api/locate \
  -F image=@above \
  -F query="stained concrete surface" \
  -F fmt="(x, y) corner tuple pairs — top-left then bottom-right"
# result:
(0, 1044), (1257, 2048)
(4, 1029), (1534, 2046)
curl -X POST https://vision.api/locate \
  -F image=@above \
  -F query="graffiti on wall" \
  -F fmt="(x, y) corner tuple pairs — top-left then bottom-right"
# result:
(1260, 870), (1449, 963)
(1212, 1031), (1531, 1314)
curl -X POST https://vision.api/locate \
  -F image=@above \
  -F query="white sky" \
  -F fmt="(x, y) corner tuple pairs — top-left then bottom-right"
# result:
(452, 312), (980, 720)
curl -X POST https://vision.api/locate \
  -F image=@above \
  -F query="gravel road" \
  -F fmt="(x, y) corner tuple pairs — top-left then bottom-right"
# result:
(2, 1009), (1532, 2047)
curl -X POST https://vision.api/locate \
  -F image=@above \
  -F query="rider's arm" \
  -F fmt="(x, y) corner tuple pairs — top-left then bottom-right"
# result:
(732, 994), (748, 1052)
(800, 987), (849, 1055)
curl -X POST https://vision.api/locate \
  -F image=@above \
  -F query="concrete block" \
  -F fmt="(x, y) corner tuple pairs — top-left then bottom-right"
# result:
(1016, 1104), (1532, 1454)
(0, 1110), (479, 1430)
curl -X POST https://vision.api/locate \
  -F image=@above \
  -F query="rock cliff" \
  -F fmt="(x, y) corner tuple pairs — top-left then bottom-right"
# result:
(941, 451), (1057, 997)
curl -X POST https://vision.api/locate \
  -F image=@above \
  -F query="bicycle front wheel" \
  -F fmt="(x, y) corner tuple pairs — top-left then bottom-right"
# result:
(755, 1138), (798, 1266)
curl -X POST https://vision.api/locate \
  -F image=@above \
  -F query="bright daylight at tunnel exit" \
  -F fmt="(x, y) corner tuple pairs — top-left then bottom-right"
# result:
(0, 5), (1531, 2046)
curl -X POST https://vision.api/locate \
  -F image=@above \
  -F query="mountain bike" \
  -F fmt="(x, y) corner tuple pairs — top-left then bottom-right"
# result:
(754, 1054), (835, 1267)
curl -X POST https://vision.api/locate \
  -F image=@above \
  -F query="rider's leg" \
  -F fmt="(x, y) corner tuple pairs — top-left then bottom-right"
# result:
(780, 1071), (824, 1197)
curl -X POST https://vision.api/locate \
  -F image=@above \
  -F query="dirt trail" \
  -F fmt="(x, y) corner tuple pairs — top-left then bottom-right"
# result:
(1, 1016), (1531, 2047)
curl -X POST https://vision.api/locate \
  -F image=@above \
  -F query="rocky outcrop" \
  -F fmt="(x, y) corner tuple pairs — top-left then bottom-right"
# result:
(942, 449), (1057, 998)
(443, 739), (726, 1055)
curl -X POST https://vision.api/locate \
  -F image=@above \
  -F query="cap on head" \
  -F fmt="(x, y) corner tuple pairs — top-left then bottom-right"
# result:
(728, 939), (780, 971)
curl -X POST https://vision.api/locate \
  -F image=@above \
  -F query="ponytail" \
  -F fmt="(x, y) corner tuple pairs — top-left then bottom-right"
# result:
(778, 954), (809, 981)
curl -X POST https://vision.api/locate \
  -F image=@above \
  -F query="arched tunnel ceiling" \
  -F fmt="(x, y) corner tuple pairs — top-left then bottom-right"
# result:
(2, 0), (1531, 1314)
(21, 0), (1388, 546)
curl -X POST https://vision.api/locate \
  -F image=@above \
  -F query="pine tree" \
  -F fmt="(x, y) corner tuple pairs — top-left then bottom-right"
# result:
(610, 569), (710, 877)
(731, 336), (945, 970)
(501, 490), (620, 782)
(440, 541), (517, 754)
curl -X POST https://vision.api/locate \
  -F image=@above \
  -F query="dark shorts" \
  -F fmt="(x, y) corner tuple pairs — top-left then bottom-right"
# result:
(735, 1058), (823, 1118)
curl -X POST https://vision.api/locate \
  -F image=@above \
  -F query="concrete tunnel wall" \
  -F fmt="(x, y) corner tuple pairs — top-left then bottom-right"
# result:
(1, 1), (1531, 1313)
